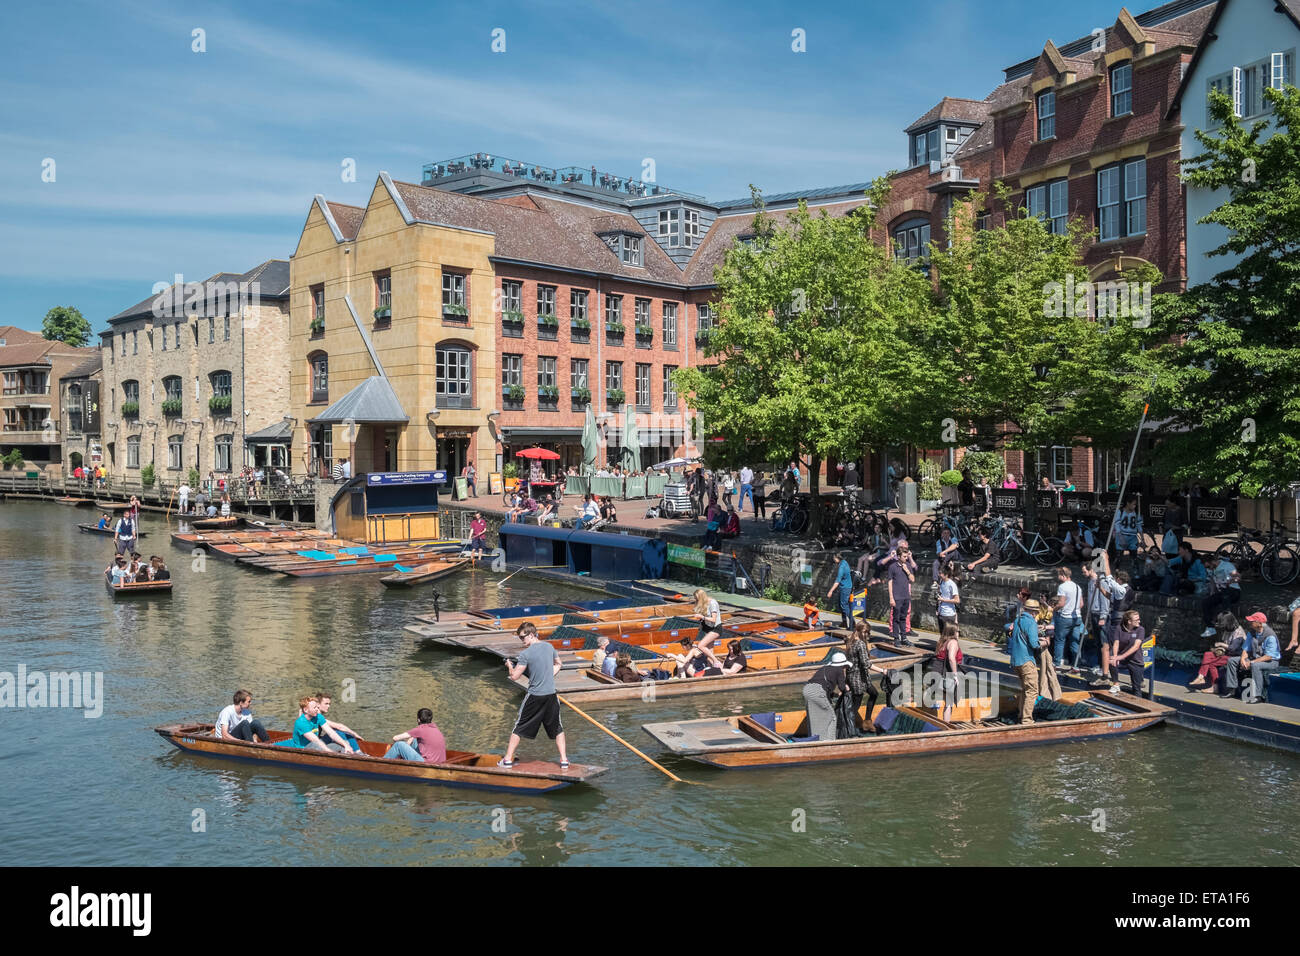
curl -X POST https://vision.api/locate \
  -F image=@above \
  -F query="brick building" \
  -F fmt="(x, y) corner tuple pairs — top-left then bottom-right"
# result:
(879, 0), (1218, 493)
(97, 260), (290, 482)
(0, 326), (97, 473)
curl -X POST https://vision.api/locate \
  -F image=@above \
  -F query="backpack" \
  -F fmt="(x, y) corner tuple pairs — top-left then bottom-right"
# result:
(1114, 583), (1137, 615)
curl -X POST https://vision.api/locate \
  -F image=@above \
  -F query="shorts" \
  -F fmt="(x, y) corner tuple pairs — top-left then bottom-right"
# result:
(470, 534), (487, 549)
(511, 692), (563, 740)
(1116, 533), (1138, 551)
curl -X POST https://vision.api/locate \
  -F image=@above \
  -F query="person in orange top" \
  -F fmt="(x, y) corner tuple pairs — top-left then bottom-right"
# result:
(803, 600), (820, 629)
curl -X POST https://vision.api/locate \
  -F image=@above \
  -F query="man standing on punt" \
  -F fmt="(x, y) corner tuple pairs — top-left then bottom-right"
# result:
(500, 622), (570, 770)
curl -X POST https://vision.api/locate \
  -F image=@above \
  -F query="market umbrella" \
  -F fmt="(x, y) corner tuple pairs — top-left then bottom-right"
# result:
(581, 404), (599, 476)
(514, 446), (560, 460)
(623, 405), (641, 473)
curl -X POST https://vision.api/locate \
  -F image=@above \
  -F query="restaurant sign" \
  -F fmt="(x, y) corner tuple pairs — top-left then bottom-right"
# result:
(367, 471), (448, 486)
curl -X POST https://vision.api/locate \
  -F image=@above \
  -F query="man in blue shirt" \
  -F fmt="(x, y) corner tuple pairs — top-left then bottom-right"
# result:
(825, 552), (855, 630)
(879, 544), (918, 645)
(1225, 612), (1281, 703)
(1008, 599), (1046, 724)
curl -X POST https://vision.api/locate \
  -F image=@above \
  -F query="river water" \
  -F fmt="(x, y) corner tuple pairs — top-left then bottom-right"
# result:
(1, 500), (1296, 866)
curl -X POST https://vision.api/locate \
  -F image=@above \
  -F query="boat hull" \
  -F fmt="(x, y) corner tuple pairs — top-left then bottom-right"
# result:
(379, 558), (470, 588)
(154, 723), (605, 792)
(79, 524), (148, 538)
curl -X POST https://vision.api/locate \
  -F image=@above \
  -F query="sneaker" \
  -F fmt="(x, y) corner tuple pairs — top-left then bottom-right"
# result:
(559, 759), (570, 769)
(1200, 627), (1217, 638)
(1109, 684), (1122, 694)
(496, 758), (514, 768)
(1188, 675), (1206, 687)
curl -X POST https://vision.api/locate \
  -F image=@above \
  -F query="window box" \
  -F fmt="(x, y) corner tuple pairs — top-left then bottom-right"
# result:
(373, 306), (391, 320)
(502, 312), (524, 338)
(695, 328), (713, 346)
(209, 395), (232, 415)
(605, 321), (625, 334)
(309, 318), (324, 336)
(443, 303), (469, 319)
(502, 309), (525, 324)
(635, 324), (654, 338)
(161, 399), (183, 418)
(571, 317), (591, 331)
(572, 386), (592, 404)
(606, 388), (625, 405)
(121, 401), (140, 418)
(538, 385), (560, 401)
(538, 314), (558, 340)
(504, 384), (526, 402)
(538, 313), (558, 328)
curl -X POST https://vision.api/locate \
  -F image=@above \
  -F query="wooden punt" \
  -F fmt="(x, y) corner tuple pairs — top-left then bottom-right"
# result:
(641, 683), (1174, 769)
(105, 571), (173, 598)
(413, 595), (690, 628)
(190, 515), (241, 530)
(380, 557), (470, 588)
(239, 546), (460, 577)
(155, 723), (606, 793)
(408, 600), (699, 642)
(536, 642), (927, 702)
(429, 607), (770, 650)
(79, 523), (148, 538)
(57, 497), (95, 507)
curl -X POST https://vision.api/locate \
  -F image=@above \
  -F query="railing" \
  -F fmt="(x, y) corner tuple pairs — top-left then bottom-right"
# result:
(420, 153), (703, 201)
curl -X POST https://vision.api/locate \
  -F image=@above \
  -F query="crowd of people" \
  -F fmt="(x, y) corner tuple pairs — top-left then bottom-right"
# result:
(105, 552), (170, 586)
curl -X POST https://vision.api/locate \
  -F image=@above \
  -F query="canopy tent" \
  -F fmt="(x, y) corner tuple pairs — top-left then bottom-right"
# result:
(622, 404), (641, 473)
(244, 420), (294, 444)
(581, 404), (599, 477)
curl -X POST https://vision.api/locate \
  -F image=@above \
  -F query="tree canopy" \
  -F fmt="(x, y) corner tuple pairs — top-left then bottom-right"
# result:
(41, 306), (92, 347)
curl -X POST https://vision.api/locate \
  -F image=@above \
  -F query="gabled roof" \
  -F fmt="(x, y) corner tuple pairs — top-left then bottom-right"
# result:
(308, 376), (408, 425)
(1168, 0), (1300, 116)
(245, 419), (294, 442)
(0, 341), (56, 367)
(905, 97), (991, 134)
(106, 260), (289, 325)
(240, 259), (290, 297)
(59, 353), (103, 380)
(0, 325), (45, 347)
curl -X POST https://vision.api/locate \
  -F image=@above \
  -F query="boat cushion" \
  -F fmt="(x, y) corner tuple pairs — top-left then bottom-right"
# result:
(374, 554), (398, 562)
(393, 565), (413, 573)
(788, 735), (820, 743)
(296, 550), (335, 560)
(750, 712), (778, 732)
(886, 712), (930, 736)
(662, 615), (705, 630)
(874, 707), (900, 733)
(340, 547), (370, 555)
(1033, 699), (1096, 722)
(561, 613), (597, 625)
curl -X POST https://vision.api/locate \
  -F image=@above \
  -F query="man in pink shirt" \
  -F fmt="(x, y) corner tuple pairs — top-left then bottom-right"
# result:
(384, 708), (447, 762)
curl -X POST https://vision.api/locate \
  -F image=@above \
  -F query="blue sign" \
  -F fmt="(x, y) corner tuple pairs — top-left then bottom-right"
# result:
(367, 471), (447, 486)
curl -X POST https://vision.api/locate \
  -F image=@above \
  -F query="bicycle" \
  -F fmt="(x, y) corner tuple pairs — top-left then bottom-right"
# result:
(1216, 522), (1299, 586)
(770, 496), (809, 536)
(986, 514), (1064, 566)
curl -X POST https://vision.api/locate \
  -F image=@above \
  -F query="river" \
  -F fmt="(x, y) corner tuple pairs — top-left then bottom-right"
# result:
(1, 500), (1296, 866)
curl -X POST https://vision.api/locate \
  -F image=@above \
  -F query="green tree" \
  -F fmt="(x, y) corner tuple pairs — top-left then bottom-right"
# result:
(41, 306), (91, 347)
(675, 181), (933, 533)
(1141, 85), (1300, 496)
(918, 192), (1159, 528)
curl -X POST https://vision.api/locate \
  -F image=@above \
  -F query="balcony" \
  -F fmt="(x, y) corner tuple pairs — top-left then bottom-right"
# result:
(420, 153), (704, 202)
(0, 427), (59, 443)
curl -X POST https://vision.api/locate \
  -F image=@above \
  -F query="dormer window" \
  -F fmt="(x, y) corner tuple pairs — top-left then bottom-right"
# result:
(659, 209), (680, 248)
(1037, 90), (1055, 140)
(1110, 63), (1132, 117)
(911, 128), (941, 167)
(683, 210), (699, 248)
(620, 234), (642, 266)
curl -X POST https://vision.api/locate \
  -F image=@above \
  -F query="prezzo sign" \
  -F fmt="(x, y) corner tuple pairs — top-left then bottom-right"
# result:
(366, 471), (447, 486)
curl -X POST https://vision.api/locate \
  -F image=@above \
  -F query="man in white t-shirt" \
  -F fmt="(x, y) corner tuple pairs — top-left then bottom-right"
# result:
(738, 465), (755, 515)
(1052, 565), (1085, 673)
(936, 565), (960, 626)
(215, 689), (269, 743)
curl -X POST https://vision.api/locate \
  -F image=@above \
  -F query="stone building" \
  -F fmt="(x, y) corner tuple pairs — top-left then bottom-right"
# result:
(97, 260), (290, 482)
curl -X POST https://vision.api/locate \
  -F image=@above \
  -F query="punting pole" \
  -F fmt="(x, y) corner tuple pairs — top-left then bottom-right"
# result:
(558, 696), (696, 785)
(496, 564), (566, 587)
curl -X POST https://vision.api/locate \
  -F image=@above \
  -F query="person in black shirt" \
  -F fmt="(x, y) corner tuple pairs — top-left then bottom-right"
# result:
(150, 556), (171, 581)
(801, 653), (850, 741)
(957, 468), (975, 508)
(966, 529), (1002, 574)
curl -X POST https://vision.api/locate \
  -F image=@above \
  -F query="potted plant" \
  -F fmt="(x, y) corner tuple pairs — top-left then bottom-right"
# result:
(635, 323), (654, 339)
(187, 467), (201, 487)
(695, 327), (713, 345)
(572, 316), (591, 331)
(3, 449), (23, 470)
(573, 386), (591, 404)
(444, 303), (469, 318)
(373, 306), (391, 320)
(209, 394), (232, 414)
(121, 401), (139, 417)
(503, 461), (518, 491)
(605, 320), (625, 336)
(539, 313), (558, 328)
(501, 308), (525, 324)
(918, 459), (943, 510)
(161, 398), (183, 418)
(539, 384), (560, 401)
(310, 317), (324, 335)
(939, 468), (963, 504)
(504, 383), (525, 402)
(141, 463), (156, 488)
(607, 388), (625, 405)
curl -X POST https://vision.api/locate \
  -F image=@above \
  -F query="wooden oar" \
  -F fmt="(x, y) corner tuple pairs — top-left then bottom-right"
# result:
(558, 695), (696, 785)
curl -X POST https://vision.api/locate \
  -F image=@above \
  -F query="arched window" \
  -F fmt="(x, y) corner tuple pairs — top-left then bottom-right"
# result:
(209, 370), (232, 416)
(162, 375), (183, 417)
(891, 218), (931, 264)
(122, 380), (140, 417)
(435, 343), (472, 408)
(308, 351), (328, 404)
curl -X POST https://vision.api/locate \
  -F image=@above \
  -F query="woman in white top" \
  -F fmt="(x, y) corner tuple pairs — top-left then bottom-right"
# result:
(692, 588), (723, 651)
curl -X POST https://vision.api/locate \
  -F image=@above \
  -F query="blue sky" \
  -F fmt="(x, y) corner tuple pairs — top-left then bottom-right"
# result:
(0, 0), (1141, 332)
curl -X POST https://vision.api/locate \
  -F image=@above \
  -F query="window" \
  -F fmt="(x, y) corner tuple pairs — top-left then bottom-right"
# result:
(375, 272), (391, 310)
(537, 285), (556, 317)
(892, 219), (931, 263)
(659, 208), (680, 248)
(684, 210), (699, 248)
(223, 314), (230, 341)
(215, 434), (233, 472)
(606, 360), (622, 394)
(606, 294), (623, 327)
(697, 303), (714, 334)
(620, 235), (642, 266)
(309, 353), (328, 404)
(161, 323), (168, 351)
(121, 332), (126, 356)
(635, 298), (651, 329)
(1110, 62), (1132, 117)
(663, 365), (678, 409)
(1097, 159), (1145, 240)
(1037, 90), (1055, 140)
(435, 345), (473, 408)
(132, 330), (138, 354)
(208, 316), (215, 343)
(123, 380), (139, 404)
(635, 363), (651, 409)
(571, 358), (588, 390)
(210, 371), (232, 397)
(168, 435), (183, 470)
(442, 271), (466, 310)
(1234, 53), (1296, 118)
(570, 289), (588, 321)
(126, 435), (140, 469)
(312, 285), (324, 321)
(175, 321), (182, 349)
(663, 302), (678, 348)
(1035, 446), (1074, 484)
(1026, 179), (1068, 234)
(501, 280), (522, 314)
(537, 356), (557, 389)
(67, 384), (82, 433)
(502, 353), (522, 387)
(911, 127), (940, 166)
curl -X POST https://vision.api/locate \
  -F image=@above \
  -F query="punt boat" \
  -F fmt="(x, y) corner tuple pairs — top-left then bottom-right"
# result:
(155, 723), (606, 793)
(57, 497), (94, 507)
(105, 570), (172, 598)
(190, 516), (241, 530)
(420, 607), (772, 651)
(641, 680), (1173, 768)
(380, 557), (471, 588)
(79, 523), (148, 538)
(537, 642), (926, 702)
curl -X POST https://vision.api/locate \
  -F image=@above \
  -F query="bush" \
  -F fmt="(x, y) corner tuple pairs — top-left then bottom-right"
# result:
(918, 459), (943, 501)
(763, 582), (793, 603)
(961, 451), (1005, 485)
(940, 469), (963, 486)
(503, 462), (518, 479)
(141, 463), (156, 487)
(3, 449), (24, 469)
(187, 467), (200, 487)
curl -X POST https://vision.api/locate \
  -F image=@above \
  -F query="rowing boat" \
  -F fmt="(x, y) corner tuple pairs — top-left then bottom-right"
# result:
(238, 544), (462, 577)
(537, 642), (927, 702)
(380, 557), (470, 588)
(641, 681), (1173, 768)
(154, 723), (607, 792)
(105, 570), (172, 598)
(79, 523), (148, 538)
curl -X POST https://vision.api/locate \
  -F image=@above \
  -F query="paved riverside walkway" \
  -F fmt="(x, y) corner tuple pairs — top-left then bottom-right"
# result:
(631, 580), (1300, 754)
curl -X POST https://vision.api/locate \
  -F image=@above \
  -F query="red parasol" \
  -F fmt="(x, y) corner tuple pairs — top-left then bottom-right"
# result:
(514, 447), (561, 460)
